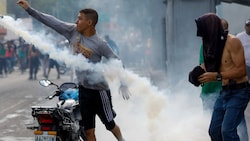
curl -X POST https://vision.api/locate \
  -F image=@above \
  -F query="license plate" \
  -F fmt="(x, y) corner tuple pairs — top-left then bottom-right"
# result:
(35, 135), (56, 141)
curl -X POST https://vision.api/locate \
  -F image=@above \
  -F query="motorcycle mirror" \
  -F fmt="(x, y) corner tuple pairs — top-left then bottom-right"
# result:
(39, 79), (52, 87)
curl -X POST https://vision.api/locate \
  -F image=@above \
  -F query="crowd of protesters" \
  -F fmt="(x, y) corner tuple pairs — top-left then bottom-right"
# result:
(0, 37), (62, 80)
(0, 38), (20, 77)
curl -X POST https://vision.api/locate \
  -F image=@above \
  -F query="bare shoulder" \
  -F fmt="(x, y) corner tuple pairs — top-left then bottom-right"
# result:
(227, 34), (241, 43)
(225, 34), (243, 51)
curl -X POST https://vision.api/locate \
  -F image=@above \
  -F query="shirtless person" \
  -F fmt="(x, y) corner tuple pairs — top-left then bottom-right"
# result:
(195, 13), (250, 141)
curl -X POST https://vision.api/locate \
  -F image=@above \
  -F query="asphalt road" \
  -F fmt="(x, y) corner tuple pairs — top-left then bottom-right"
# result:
(0, 67), (250, 141)
(0, 68), (71, 141)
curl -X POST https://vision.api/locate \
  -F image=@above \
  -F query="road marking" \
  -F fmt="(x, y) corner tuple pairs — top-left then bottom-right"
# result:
(0, 100), (25, 114)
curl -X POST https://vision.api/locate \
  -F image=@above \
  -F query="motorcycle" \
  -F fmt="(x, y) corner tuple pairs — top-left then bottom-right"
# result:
(27, 79), (86, 141)
(59, 62), (71, 75)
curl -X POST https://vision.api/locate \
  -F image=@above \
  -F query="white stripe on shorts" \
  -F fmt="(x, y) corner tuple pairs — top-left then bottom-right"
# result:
(99, 90), (113, 122)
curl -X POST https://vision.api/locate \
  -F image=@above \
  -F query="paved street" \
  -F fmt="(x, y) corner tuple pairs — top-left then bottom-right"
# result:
(0, 67), (250, 141)
(0, 68), (118, 141)
(0, 68), (71, 141)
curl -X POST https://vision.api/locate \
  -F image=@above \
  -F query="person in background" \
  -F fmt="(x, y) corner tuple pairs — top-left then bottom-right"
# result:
(199, 18), (227, 112)
(236, 19), (250, 80)
(39, 53), (49, 78)
(17, 1), (130, 141)
(195, 13), (250, 141)
(47, 57), (60, 79)
(28, 45), (40, 80)
(0, 42), (7, 77)
(199, 43), (222, 112)
(17, 38), (28, 74)
(5, 41), (15, 73)
(235, 18), (250, 141)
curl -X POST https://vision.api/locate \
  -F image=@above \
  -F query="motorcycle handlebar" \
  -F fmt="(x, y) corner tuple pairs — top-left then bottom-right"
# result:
(45, 90), (62, 100)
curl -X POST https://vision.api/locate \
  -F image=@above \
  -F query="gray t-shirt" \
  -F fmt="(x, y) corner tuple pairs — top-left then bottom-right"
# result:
(26, 7), (119, 90)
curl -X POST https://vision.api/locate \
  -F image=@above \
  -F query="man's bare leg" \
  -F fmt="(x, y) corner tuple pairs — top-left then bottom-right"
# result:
(110, 124), (125, 141)
(85, 128), (96, 141)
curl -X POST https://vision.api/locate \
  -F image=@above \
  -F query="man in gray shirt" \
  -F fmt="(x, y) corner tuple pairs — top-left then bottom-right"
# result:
(17, 0), (129, 141)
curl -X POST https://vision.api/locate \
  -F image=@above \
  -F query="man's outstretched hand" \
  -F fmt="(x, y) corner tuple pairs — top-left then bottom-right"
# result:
(17, 0), (29, 10)
(119, 84), (131, 100)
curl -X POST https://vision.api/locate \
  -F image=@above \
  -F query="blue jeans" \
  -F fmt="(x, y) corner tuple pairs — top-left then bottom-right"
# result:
(209, 87), (250, 141)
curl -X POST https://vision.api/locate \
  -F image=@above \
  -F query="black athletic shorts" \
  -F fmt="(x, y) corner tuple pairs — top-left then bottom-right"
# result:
(78, 86), (116, 130)
(49, 59), (59, 68)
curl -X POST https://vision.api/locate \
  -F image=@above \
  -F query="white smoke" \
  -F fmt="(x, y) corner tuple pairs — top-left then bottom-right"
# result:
(0, 16), (211, 141)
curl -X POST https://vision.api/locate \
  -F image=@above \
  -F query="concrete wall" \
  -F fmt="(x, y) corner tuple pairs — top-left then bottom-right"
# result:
(164, 0), (217, 85)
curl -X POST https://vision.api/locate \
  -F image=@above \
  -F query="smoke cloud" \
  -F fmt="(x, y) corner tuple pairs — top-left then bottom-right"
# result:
(0, 14), (211, 141)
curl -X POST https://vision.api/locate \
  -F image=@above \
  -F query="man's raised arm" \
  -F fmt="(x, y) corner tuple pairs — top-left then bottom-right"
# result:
(17, 0), (29, 10)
